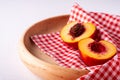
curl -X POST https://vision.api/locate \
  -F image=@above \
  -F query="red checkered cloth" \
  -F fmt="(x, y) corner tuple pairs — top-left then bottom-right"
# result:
(31, 3), (120, 80)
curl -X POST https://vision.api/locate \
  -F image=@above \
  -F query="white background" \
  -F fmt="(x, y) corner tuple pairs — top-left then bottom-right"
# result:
(0, 0), (119, 80)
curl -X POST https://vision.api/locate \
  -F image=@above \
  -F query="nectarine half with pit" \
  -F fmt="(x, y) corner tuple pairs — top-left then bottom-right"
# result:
(78, 38), (117, 66)
(60, 21), (96, 43)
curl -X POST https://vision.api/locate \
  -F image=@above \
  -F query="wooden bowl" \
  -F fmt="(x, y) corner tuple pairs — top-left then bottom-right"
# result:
(18, 15), (89, 80)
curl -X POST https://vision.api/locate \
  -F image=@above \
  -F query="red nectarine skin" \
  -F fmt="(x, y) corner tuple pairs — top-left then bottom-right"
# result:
(64, 42), (78, 49)
(91, 29), (101, 41)
(78, 38), (117, 66)
(79, 54), (110, 66)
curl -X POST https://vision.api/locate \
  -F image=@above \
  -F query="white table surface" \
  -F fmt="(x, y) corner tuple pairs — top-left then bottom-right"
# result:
(0, 0), (119, 80)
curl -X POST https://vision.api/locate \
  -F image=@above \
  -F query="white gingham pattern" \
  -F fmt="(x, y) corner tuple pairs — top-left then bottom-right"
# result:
(32, 32), (87, 69)
(31, 3), (120, 80)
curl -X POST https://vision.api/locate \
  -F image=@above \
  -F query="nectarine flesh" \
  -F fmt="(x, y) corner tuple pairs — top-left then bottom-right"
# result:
(78, 38), (117, 66)
(60, 21), (96, 43)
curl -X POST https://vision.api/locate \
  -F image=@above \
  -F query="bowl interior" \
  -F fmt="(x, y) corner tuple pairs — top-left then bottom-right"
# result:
(24, 15), (69, 64)
(20, 15), (89, 80)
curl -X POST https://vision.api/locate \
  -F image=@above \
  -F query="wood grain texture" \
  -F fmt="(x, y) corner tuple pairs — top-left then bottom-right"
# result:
(18, 15), (89, 80)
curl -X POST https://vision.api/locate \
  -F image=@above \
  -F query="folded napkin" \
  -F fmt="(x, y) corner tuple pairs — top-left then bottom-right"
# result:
(31, 3), (120, 80)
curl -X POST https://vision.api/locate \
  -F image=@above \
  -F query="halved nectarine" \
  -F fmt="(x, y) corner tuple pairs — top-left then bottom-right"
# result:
(78, 38), (117, 66)
(60, 21), (96, 43)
